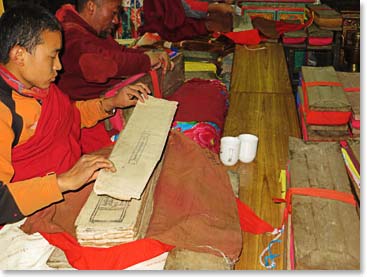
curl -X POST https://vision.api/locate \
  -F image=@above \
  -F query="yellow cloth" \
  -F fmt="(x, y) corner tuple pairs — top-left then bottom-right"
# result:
(0, 0), (4, 16)
(340, 148), (360, 187)
(184, 61), (217, 73)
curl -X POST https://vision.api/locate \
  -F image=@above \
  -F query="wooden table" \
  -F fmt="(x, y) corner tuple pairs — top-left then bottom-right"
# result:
(224, 43), (301, 270)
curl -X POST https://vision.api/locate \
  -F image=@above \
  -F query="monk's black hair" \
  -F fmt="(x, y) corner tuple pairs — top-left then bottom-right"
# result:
(76, 0), (104, 12)
(0, 3), (61, 63)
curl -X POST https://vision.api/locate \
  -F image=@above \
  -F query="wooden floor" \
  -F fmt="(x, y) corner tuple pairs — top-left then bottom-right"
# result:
(224, 43), (301, 270)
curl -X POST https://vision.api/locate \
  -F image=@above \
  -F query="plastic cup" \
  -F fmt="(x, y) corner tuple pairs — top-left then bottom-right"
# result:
(238, 134), (258, 163)
(220, 136), (240, 166)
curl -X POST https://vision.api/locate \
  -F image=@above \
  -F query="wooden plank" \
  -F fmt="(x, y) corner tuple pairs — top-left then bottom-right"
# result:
(230, 43), (292, 94)
(223, 92), (300, 269)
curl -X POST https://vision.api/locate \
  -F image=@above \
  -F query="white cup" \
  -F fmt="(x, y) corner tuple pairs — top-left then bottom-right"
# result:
(238, 134), (258, 163)
(220, 136), (240, 166)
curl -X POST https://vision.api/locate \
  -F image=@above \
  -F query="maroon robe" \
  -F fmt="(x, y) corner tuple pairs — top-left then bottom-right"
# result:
(138, 0), (208, 42)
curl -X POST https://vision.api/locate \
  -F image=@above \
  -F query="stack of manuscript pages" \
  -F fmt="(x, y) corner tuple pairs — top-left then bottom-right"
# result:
(336, 71), (360, 137)
(340, 138), (360, 203)
(75, 162), (162, 247)
(286, 137), (360, 269)
(306, 4), (342, 29)
(296, 66), (352, 141)
(75, 96), (178, 247)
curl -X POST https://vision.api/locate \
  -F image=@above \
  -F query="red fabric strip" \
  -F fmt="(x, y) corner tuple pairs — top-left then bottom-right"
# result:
(303, 81), (343, 87)
(305, 110), (351, 125)
(275, 13), (314, 35)
(278, 184), (357, 227)
(344, 87), (360, 92)
(149, 70), (162, 98)
(286, 187), (357, 215)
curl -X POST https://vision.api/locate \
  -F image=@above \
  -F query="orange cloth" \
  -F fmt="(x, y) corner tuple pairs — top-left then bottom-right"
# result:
(0, 72), (110, 219)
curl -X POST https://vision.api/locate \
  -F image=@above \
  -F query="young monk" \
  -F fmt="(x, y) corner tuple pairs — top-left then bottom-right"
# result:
(0, 3), (150, 225)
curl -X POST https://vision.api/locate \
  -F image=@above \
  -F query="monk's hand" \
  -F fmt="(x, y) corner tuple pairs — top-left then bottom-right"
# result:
(56, 154), (116, 193)
(145, 50), (174, 74)
(101, 82), (151, 111)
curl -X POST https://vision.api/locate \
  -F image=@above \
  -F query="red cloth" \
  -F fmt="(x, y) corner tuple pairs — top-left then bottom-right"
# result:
(41, 232), (174, 270)
(236, 198), (274, 234)
(166, 79), (229, 130)
(56, 4), (151, 100)
(185, 0), (209, 12)
(224, 29), (261, 45)
(79, 122), (114, 154)
(138, 0), (208, 42)
(12, 84), (82, 181)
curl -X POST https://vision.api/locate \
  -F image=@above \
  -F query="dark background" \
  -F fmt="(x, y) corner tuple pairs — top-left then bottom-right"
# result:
(3, 0), (76, 13)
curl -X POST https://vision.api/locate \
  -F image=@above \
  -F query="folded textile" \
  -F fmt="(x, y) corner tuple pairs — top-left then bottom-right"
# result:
(287, 137), (360, 269)
(166, 78), (229, 131)
(172, 121), (221, 154)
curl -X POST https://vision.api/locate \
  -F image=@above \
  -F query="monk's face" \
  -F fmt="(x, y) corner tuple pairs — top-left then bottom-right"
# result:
(91, 0), (120, 38)
(20, 30), (62, 89)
